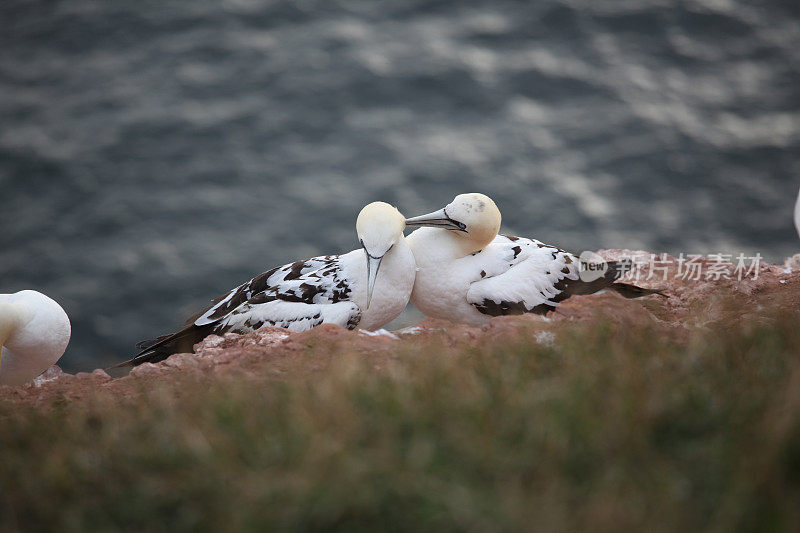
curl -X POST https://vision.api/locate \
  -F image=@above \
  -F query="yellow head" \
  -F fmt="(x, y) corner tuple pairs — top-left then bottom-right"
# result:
(355, 202), (406, 308)
(405, 192), (501, 249)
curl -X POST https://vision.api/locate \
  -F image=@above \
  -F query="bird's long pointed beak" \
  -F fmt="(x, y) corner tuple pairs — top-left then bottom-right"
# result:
(365, 254), (384, 310)
(405, 208), (467, 232)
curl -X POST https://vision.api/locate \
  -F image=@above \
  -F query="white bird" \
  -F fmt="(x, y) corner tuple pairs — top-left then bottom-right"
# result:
(0, 290), (71, 386)
(116, 201), (416, 367)
(794, 186), (800, 239)
(404, 193), (664, 326)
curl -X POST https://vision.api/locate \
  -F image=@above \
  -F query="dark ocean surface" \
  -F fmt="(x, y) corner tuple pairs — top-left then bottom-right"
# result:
(1, 0), (799, 371)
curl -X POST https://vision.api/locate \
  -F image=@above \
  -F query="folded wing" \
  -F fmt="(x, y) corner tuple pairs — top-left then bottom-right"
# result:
(466, 235), (662, 317)
(466, 235), (581, 315)
(115, 254), (359, 368)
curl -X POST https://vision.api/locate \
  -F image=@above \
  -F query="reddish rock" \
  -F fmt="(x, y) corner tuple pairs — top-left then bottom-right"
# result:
(74, 369), (112, 381)
(2, 251), (800, 405)
(31, 365), (70, 387)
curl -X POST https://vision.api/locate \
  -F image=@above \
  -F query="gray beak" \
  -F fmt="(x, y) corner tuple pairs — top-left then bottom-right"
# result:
(364, 250), (384, 310)
(405, 208), (467, 232)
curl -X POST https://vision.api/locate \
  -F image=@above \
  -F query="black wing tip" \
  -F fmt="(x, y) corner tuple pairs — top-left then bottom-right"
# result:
(611, 282), (670, 299)
(604, 261), (670, 298)
(114, 324), (214, 369)
(135, 331), (177, 350)
(649, 287), (670, 298)
(106, 347), (158, 371)
(605, 260), (630, 283)
(134, 340), (155, 351)
(106, 359), (135, 370)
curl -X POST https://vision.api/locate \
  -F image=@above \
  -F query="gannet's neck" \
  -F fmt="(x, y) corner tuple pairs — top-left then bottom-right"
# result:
(406, 227), (488, 267)
(381, 233), (413, 273)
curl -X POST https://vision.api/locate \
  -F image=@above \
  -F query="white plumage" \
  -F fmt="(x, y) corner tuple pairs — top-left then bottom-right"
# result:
(0, 290), (71, 386)
(407, 228), (581, 325)
(405, 193), (662, 326)
(794, 186), (800, 239)
(466, 235), (578, 311)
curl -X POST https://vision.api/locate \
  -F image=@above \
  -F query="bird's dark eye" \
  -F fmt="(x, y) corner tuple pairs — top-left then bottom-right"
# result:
(443, 207), (468, 231)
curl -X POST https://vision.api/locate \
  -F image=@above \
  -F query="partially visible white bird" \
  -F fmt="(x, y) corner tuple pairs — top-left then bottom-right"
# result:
(116, 201), (416, 367)
(794, 186), (800, 239)
(0, 290), (71, 386)
(404, 193), (664, 326)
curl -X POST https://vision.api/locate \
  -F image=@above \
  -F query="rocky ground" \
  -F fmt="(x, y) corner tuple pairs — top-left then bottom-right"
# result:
(4, 250), (800, 531)
(3, 250), (799, 405)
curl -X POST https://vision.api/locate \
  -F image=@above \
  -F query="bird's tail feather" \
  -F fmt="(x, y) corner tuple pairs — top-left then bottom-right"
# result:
(135, 332), (173, 351)
(109, 324), (214, 369)
(605, 260), (669, 298)
(610, 283), (669, 299)
(558, 259), (627, 298)
(554, 259), (668, 303)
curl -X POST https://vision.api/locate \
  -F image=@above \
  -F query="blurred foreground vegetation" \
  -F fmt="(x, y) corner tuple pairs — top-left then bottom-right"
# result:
(2, 306), (800, 532)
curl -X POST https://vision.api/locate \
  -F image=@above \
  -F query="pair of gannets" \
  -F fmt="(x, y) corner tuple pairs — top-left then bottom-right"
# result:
(120, 193), (660, 367)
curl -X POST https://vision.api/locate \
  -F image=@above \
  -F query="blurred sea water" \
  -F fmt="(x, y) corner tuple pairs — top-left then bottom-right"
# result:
(1, 0), (799, 370)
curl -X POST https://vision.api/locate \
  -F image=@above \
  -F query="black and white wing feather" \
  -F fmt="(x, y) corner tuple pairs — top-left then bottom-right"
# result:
(189, 255), (349, 326)
(115, 255), (361, 368)
(220, 287), (360, 332)
(467, 235), (660, 317)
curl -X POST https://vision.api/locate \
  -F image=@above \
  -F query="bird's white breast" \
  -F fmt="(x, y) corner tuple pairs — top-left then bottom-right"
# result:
(406, 228), (491, 325)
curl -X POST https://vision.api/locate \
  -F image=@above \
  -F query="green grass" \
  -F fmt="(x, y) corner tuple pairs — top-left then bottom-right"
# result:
(2, 306), (800, 532)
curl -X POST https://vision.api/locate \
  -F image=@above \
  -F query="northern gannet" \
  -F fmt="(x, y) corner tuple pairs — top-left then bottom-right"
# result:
(0, 290), (71, 386)
(116, 202), (416, 367)
(404, 193), (664, 325)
